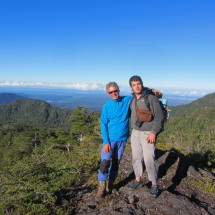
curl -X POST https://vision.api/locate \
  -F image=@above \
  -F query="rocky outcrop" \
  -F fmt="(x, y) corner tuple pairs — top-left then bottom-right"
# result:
(57, 147), (215, 215)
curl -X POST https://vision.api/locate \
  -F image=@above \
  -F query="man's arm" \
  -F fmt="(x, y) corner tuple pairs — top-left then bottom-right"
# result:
(152, 89), (162, 97)
(144, 87), (163, 97)
(100, 106), (111, 153)
(100, 106), (110, 144)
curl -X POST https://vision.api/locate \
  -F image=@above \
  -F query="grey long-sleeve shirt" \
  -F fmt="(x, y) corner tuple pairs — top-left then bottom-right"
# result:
(130, 93), (164, 134)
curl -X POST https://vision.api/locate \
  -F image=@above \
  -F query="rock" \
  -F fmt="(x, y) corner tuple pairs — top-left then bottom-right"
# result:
(187, 166), (203, 179)
(198, 169), (215, 182)
(58, 147), (215, 214)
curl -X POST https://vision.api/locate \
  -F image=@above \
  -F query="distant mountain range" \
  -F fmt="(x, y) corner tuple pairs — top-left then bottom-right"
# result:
(0, 93), (26, 104)
(0, 86), (205, 109)
(0, 92), (214, 129)
(169, 92), (215, 117)
(0, 91), (109, 111)
(0, 94), (71, 128)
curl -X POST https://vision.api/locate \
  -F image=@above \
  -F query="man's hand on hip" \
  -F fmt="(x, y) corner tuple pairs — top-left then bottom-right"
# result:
(103, 144), (111, 153)
(146, 133), (156, 143)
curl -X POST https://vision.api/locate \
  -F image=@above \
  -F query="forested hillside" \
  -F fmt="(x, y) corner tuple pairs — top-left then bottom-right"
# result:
(0, 99), (71, 128)
(158, 92), (215, 168)
(169, 91), (215, 117)
(0, 93), (214, 214)
(0, 93), (26, 104)
(0, 106), (101, 214)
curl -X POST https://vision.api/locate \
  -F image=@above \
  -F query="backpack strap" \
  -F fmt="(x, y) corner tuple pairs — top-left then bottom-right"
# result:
(130, 97), (134, 109)
(143, 95), (151, 110)
(130, 95), (151, 110)
(131, 97), (140, 114)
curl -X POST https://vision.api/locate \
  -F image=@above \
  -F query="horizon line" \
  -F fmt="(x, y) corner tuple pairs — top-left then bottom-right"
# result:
(0, 81), (214, 96)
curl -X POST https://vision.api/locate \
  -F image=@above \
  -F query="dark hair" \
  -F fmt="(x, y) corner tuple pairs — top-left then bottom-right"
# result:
(129, 75), (143, 87)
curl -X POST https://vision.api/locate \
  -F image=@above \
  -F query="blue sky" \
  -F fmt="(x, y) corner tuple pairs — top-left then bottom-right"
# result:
(0, 0), (215, 96)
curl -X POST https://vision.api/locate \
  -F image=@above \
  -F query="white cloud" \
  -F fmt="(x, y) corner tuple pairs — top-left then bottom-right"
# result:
(189, 90), (198, 95)
(155, 88), (214, 98)
(0, 81), (104, 91)
(172, 91), (181, 95)
(0, 81), (214, 96)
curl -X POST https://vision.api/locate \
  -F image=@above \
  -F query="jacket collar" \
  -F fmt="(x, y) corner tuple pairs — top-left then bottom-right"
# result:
(132, 90), (149, 99)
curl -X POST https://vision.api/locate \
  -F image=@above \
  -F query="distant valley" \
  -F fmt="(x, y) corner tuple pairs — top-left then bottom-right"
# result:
(0, 87), (202, 111)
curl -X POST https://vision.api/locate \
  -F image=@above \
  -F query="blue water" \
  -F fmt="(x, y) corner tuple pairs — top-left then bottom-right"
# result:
(0, 86), (200, 111)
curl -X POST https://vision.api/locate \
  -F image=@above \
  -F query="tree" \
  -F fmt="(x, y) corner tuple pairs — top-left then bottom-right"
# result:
(70, 106), (95, 141)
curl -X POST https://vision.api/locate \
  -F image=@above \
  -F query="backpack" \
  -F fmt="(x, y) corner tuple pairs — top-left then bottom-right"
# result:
(130, 93), (170, 133)
(144, 94), (170, 133)
(144, 95), (169, 122)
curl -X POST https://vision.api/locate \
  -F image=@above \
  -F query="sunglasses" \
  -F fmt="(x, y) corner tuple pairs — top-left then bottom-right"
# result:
(108, 90), (118, 94)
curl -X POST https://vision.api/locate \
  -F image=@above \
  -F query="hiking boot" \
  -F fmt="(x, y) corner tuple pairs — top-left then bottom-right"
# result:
(96, 181), (106, 199)
(149, 185), (159, 198)
(127, 180), (142, 191)
(106, 179), (114, 194)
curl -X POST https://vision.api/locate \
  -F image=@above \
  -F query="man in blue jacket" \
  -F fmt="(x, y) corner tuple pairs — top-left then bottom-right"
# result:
(96, 81), (161, 198)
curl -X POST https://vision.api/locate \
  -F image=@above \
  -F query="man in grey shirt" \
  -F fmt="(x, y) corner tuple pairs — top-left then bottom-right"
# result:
(127, 75), (164, 197)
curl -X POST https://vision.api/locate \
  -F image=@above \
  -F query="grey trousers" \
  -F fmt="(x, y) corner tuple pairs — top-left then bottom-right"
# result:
(130, 129), (157, 185)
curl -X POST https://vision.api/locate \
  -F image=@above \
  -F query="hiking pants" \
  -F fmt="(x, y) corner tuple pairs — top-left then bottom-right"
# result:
(131, 129), (157, 185)
(98, 140), (126, 181)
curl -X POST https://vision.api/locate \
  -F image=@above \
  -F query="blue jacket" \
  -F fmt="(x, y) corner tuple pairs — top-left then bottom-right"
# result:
(100, 96), (132, 144)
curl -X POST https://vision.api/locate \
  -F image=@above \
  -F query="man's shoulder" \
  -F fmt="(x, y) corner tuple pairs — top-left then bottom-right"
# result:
(146, 94), (157, 100)
(121, 95), (132, 101)
(104, 96), (132, 103)
(103, 98), (117, 107)
(121, 96), (133, 106)
(143, 94), (160, 107)
(103, 99), (113, 106)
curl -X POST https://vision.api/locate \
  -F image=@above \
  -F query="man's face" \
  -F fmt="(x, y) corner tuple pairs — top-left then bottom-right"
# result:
(107, 86), (119, 100)
(130, 81), (142, 94)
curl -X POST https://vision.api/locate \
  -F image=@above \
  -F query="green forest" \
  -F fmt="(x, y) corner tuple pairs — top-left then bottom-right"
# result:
(0, 93), (215, 214)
